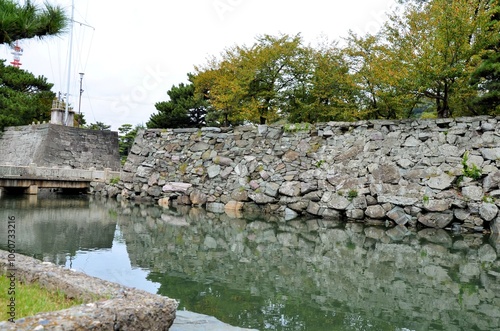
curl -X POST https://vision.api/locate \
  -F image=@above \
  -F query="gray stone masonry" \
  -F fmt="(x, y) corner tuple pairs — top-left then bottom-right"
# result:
(97, 116), (500, 233)
(0, 250), (177, 330)
(0, 123), (120, 171)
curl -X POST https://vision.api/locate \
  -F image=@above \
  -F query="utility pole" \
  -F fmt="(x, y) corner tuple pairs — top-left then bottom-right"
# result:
(78, 72), (84, 127)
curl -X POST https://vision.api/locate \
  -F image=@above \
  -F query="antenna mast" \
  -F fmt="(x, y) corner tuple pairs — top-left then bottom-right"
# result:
(64, 0), (75, 126)
(10, 41), (23, 68)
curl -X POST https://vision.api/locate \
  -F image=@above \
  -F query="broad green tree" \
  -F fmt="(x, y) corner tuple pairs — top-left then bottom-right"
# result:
(194, 54), (248, 127)
(345, 32), (418, 120)
(194, 34), (312, 125)
(384, 0), (493, 118)
(240, 34), (311, 124)
(186, 1), (500, 124)
(0, 60), (54, 130)
(0, 0), (68, 44)
(147, 79), (208, 129)
(288, 42), (358, 122)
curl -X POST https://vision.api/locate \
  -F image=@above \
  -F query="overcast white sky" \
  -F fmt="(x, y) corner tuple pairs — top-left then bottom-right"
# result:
(1, 0), (397, 131)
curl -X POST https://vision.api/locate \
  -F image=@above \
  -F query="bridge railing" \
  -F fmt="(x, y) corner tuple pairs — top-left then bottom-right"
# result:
(0, 164), (120, 182)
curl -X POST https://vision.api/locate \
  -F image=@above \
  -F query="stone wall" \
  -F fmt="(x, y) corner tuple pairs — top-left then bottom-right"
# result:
(108, 116), (500, 232)
(0, 123), (120, 171)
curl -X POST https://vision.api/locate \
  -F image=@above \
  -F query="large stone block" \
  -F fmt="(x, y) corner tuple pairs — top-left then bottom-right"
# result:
(418, 212), (454, 229)
(491, 216), (500, 234)
(279, 181), (301, 197)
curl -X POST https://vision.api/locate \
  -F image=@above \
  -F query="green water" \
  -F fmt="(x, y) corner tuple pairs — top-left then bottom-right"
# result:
(1, 194), (499, 331)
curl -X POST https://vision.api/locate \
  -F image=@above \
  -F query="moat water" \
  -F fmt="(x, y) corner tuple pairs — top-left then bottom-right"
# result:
(1, 194), (499, 331)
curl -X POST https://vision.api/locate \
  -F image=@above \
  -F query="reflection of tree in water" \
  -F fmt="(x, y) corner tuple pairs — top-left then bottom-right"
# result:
(117, 202), (500, 331)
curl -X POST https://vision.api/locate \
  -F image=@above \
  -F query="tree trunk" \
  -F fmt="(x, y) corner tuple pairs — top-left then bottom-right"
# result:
(436, 97), (443, 118)
(438, 82), (450, 118)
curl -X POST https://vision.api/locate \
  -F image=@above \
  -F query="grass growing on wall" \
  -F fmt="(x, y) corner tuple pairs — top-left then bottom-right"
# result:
(0, 274), (85, 321)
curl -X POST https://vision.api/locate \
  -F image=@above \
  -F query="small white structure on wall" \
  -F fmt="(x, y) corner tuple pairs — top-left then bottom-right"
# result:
(50, 99), (75, 127)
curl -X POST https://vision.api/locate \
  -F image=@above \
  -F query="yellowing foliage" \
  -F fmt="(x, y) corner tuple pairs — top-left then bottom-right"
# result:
(190, 1), (498, 125)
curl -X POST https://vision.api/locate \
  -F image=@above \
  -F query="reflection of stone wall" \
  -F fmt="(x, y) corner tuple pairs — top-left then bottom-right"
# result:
(0, 197), (117, 263)
(0, 123), (120, 170)
(110, 117), (500, 232)
(117, 203), (500, 331)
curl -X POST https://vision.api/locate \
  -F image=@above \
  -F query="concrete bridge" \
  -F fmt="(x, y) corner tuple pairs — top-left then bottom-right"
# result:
(0, 164), (120, 195)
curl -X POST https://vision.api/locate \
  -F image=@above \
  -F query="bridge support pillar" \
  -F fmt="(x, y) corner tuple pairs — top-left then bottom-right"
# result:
(26, 185), (38, 195)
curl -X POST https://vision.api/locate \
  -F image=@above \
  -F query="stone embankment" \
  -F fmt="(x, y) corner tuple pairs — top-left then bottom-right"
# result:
(97, 116), (500, 233)
(0, 123), (120, 171)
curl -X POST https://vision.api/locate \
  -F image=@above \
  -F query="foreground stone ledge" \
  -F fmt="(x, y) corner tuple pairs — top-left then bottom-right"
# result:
(0, 250), (177, 330)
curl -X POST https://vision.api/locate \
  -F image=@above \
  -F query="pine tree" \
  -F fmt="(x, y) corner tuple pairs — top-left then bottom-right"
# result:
(147, 80), (207, 129)
(0, 60), (54, 130)
(470, 1), (500, 114)
(0, 0), (68, 45)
